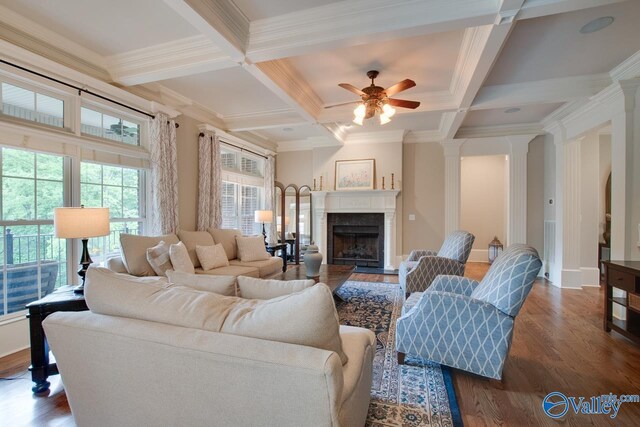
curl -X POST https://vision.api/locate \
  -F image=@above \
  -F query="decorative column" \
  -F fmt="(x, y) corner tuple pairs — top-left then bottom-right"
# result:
(441, 140), (465, 235)
(610, 81), (640, 261)
(552, 125), (583, 288)
(506, 135), (534, 245)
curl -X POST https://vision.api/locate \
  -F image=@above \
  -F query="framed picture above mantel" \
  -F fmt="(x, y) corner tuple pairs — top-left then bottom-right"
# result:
(335, 159), (376, 191)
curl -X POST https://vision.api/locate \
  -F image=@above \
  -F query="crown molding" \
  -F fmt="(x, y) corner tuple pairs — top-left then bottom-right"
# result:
(223, 109), (306, 131)
(246, 0), (497, 62)
(403, 129), (445, 143)
(163, 0), (248, 60)
(344, 129), (406, 145)
(107, 35), (236, 86)
(456, 123), (543, 138)
(199, 124), (277, 155)
(610, 49), (640, 82)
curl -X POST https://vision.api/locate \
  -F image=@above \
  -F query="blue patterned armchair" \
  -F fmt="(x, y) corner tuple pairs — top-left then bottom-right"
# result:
(399, 230), (475, 294)
(395, 244), (542, 380)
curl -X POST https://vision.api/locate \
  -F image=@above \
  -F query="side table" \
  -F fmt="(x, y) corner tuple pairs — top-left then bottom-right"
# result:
(26, 286), (88, 393)
(266, 243), (288, 272)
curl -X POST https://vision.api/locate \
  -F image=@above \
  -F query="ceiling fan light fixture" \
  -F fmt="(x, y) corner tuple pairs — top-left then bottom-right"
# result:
(379, 114), (391, 125)
(353, 115), (364, 126)
(354, 103), (366, 118)
(382, 103), (396, 118)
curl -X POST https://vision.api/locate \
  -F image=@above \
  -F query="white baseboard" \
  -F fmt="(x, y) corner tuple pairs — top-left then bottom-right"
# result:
(468, 249), (489, 263)
(580, 267), (601, 287)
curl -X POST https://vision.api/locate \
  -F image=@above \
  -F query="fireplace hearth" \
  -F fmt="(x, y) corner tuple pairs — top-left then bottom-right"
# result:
(327, 213), (384, 268)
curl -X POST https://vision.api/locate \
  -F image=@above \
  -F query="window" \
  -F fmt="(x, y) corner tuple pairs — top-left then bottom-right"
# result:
(0, 147), (67, 316)
(81, 107), (140, 146)
(220, 145), (266, 235)
(80, 162), (145, 263)
(1, 82), (64, 128)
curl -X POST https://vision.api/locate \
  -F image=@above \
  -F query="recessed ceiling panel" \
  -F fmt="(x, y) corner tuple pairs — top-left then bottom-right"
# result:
(486, 1), (640, 85)
(160, 67), (290, 117)
(232, 0), (340, 21)
(253, 124), (328, 142)
(463, 103), (564, 127)
(0, 0), (198, 56)
(290, 30), (465, 105)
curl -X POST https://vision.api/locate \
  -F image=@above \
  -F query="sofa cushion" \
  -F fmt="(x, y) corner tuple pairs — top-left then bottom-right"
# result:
(85, 267), (347, 364)
(229, 257), (282, 278)
(208, 228), (241, 260)
(195, 265), (259, 278)
(236, 236), (271, 262)
(106, 256), (128, 274)
(177, 230), (215, 268)
(120, 233), (180, 276)
(146, 241), (172, 276)
(169, 242), (195, 274)
(85, 267), (234, 332)
(237, 276), (314, 299)
(196, 243), (229, 270)
(221, 284), (348, 364)
(167, 270), (237, 296)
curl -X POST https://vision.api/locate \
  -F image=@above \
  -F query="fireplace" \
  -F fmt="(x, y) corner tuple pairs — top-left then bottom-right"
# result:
(327, 213), (384, 268)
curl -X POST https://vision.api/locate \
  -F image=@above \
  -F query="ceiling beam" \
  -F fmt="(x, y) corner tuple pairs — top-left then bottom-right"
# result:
(517, 0), (628, 20)
(107, 36), (237, 86)
(471, 73), (612, 110)
(224, 109), (308, 131)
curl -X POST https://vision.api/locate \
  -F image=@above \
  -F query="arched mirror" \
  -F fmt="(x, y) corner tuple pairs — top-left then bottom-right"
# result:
(298, 185), (312, 262)
(283, 184), (299, 263)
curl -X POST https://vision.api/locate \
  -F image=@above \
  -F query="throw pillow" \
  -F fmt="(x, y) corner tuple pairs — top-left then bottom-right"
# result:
(166, 270), (236, 296)
(119, 233), (180, 276)
(237, 276), (315, 299)
(145, 241), (173, 276)
(169, 242), (195, 274)
(196, 243), (229, 270)
(236, 236), (270, 262)
(177, 230), (215, 268)
(222, 284), (348, 364)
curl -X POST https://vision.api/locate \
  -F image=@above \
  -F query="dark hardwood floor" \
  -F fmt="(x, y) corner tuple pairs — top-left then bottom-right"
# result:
(2, 263), (640, 426)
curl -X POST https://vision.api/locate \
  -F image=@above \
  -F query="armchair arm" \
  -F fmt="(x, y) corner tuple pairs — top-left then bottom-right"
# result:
(428, 275), (479, 297)
(406, 250), (438, 262)
(396, 291), (514, 380)
(404, 256), (465, 294)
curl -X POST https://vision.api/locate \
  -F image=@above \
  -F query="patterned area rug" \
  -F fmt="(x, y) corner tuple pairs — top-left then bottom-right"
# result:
(335, 281), (462, 427)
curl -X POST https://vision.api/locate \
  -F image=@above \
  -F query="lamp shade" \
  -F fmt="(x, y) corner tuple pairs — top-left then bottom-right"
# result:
(54, 207), (110, 239)
(254, 210), (273, 223)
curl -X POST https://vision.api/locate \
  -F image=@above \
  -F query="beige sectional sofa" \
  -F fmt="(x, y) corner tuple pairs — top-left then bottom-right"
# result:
(43, 267), (375, 427)
(109, 228), (283, 279)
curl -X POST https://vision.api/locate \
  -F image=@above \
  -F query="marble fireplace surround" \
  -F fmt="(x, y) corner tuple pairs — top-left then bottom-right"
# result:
(312, 190), (400, 270)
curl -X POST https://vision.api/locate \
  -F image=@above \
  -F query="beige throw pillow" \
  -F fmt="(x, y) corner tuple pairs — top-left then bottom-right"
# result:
(119, 233), (180, 276)
(237, 276), (315, 299)
(222, 284), (348, 364)
(177, 230), (215, 268)
(236, 236), (270, 262)
(166, 270), (236, 296)
(169, 242), (195, 274)
(145, 241), (173, 276)
(196, 244), (229, 270)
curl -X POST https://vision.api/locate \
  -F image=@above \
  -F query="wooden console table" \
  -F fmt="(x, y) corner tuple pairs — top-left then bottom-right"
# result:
(604, 261), (640, 344)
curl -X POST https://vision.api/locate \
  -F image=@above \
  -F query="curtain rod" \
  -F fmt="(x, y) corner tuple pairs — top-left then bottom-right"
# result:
(0, 58), (179, 128)
(200, 132), (269, 159)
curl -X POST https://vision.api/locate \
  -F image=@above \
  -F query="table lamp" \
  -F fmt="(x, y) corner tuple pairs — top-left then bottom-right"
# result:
(54, 206), (110, 293)
(254, 210), (273, 244)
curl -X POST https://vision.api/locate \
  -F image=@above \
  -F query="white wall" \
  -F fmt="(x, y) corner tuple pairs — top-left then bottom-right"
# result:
(579, 130), (601, 286)
(275, 150), (313, 186)
(527, 135), (545, 257)
(461, 155), (507, 262)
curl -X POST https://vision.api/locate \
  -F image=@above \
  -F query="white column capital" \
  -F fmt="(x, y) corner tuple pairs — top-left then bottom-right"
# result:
(618, 79), (640, 111)
(440, 139), (465, 157)
(507, 134), (536, 155)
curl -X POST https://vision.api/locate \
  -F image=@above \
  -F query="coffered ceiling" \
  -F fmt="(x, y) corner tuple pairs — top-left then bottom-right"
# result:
(0, 0), (638, 152)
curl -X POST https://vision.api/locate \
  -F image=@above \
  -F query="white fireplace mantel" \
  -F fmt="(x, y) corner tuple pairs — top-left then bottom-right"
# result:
(311, 190), (400, 270)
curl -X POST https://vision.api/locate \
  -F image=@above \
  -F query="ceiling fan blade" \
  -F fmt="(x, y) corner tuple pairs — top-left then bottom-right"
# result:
(324, 101), (361, 109)
(384, 79), (416, 96)
(338, 83), (366, 96)
(387, 98), (420, 109)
